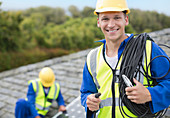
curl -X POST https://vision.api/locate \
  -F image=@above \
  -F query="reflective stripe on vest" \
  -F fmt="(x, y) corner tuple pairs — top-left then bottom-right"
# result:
(36, 104), (50, 111)
(89, 47), (101, 89)
(30, 79), (60, 116)
(100, 98), (125, 108)
(87, 40), (152, 118)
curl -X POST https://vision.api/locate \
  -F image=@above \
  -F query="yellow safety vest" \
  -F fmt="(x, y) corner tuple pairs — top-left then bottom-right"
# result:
(29, 79), (60, 116)
(87, 40), (153, 118)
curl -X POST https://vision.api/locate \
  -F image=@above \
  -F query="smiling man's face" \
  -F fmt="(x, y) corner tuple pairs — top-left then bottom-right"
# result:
(97, 11), (129, 43)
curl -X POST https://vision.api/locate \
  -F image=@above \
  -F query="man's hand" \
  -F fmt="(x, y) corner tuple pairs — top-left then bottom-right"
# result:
(58, 105), (66, 112)
(35, 116), (41, 118)
(86, 94), (101, 111)
(125, 79), (152, 104)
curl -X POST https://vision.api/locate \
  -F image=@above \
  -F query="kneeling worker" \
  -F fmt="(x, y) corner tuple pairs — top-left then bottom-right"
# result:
(15, 67), (66, 118)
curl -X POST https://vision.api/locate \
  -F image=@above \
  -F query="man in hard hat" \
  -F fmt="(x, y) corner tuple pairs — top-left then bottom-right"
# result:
(80, 0), (170, 117)
(15, 67), (67, 118)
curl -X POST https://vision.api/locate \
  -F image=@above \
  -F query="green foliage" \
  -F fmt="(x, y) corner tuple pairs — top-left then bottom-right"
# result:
(129, 9), (170, 33)
(68, 5), (81, 18)
(125, 24), (136, 34)
(0, 5), (170, 72)
(43, 17), (103, 50)
(0, 11), (23, 52)
(19, 13), (46, 49)
(23, 6), (67, 24)
(81, 7), (95, 18)
(0, 48), (68, 72)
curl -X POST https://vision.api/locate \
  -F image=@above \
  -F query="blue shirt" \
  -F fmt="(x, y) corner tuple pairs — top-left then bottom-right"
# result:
(80, 34), (170, 115)
(27, 82), (65, 117)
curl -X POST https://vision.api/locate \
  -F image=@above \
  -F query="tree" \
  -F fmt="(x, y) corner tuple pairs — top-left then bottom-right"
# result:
(0, 11), (23, 51)
(23, 6), (67, 24)
(68, 5), (81, 18)
(81, 6), (95, 18)
(53, 7), (67, 24)
(0, 2), (2, 11)
(19, 13), (46, 48)
(129, 9), (170, 33)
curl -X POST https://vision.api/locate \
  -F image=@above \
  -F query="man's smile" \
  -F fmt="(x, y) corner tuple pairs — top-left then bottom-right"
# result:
(106, 28), (119, 33)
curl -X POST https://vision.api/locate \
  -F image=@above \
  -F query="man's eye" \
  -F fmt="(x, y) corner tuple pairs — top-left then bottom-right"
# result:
(102, 18), (109, 21)
(115, 17), (121, 20)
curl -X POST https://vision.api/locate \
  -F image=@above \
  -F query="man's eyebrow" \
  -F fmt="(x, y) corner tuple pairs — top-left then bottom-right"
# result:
(101, 15), (108, 18)
(114, 15), (121, 17)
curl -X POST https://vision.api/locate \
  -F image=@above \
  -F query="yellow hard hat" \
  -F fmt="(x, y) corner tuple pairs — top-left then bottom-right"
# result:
(39, 67), (55, 87)
(94, 0), (130, 15)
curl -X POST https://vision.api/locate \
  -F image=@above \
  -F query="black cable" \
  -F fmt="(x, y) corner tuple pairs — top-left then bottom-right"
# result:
(145, 55), (170, 80)
(158, 44), (170, 49)
(118, 33), (170, 118)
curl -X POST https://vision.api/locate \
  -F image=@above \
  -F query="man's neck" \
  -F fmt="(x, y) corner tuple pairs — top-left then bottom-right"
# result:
(105, 35), (128, 57)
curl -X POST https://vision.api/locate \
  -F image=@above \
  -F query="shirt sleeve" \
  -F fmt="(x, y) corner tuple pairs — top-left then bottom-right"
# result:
(56, 90), (65, 106)
(27, 83), (39, 117)
(147, 42), (170, 113)
(80, 62), (98, 111)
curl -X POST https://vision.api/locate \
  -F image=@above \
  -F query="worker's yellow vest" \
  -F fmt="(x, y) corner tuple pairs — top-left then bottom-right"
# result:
(87, 40), (153, 118)
(29, 79), (60, 116)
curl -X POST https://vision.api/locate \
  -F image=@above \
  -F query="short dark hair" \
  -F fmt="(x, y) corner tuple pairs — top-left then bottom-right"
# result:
(123, 10), (127, 17)
(122, 10), (127, 14)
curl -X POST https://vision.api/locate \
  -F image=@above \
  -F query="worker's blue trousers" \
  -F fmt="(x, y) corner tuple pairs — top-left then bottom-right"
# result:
(15, 98), (44, 118)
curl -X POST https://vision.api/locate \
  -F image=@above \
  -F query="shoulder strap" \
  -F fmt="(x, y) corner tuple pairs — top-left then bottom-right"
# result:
(28, 79), (39, 96)
(87, 47), (101, 89)
(54, 82), (60, 100)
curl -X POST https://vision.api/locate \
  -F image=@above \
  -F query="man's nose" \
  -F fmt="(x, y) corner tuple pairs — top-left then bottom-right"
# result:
(108, 20), (115, 28)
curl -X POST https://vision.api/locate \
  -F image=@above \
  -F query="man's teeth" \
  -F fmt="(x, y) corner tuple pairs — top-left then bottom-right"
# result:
(108, 29), (117, 32)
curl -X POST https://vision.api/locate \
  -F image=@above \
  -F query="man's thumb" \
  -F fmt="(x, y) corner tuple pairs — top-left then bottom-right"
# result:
(133, 78), (139, 85)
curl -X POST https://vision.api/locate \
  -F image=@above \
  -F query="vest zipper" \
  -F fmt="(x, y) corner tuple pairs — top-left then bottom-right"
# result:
(102, 47), (116, 118)
(111, 71), (116, 118)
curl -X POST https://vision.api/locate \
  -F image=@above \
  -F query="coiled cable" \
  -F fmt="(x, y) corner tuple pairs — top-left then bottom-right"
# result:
(118, 33), (170, 118)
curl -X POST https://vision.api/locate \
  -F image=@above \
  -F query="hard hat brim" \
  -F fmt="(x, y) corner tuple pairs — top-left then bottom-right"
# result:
(40, 77), (55, 87)
(94, 7), (130, 15)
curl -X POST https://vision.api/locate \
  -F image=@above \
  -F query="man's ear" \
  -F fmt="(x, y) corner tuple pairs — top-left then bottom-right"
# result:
(125, 16), (129, 26)
(97, 18), (100, 27)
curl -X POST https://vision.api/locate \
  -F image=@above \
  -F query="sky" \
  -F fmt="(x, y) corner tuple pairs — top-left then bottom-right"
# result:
(0, 0), (170, 16)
